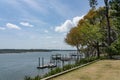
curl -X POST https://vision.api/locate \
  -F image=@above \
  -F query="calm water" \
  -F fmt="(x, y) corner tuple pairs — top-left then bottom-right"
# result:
(0, 51), (76, 80)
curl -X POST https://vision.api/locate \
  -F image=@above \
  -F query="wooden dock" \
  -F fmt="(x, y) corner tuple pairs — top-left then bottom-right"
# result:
(37, 57), (57, 69)
(51, 54), (61, 60)
(37, 53), (84, 69)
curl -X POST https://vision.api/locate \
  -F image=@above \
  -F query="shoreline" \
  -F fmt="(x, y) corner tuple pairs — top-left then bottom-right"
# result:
(0, 49), (76, 54)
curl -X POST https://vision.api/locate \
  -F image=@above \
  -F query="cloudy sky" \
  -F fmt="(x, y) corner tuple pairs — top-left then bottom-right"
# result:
(0, 0), (104, 49)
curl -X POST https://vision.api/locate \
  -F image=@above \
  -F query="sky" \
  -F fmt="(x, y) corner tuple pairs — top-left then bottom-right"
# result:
(0, 0), (104, 49)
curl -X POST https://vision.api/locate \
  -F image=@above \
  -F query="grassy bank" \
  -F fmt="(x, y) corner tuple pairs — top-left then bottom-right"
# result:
(52, 60), (120, 80)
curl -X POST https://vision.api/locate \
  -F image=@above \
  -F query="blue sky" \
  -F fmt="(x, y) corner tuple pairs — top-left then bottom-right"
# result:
(0, 0), (104, 49)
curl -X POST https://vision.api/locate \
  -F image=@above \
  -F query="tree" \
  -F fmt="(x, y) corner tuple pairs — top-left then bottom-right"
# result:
(89, 0), (98, 8)
(65, 27), (82, 54)
(81, 9), (106, 58)
(89, 0), (112, 58)
(108, 0), (120, 55)
(80, 22), (103, 58)
(110, 0), (120, 32)
(65, 8), (106, 58)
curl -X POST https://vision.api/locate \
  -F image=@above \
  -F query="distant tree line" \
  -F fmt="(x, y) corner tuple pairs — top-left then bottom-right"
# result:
(0, 49), (51, 53)
(0, 49), (77, 53)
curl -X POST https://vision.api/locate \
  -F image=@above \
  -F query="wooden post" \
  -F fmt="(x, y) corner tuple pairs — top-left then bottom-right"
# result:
(42, 57), (44, 66)
(38, 57), (40, 66)
(62, 60), (64, 71)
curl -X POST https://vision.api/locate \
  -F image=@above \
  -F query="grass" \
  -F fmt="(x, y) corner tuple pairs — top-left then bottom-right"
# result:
(51, 60), (120, 80)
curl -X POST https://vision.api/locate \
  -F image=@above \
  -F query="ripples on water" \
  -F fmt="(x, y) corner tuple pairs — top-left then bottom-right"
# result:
(0, 51), (77, 80)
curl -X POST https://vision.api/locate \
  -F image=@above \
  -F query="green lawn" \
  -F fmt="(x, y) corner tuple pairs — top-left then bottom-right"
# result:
(51, 60), (120, 80)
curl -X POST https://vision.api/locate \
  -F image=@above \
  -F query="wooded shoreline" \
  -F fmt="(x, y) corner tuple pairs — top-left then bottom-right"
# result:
(0, 49), (76, 53)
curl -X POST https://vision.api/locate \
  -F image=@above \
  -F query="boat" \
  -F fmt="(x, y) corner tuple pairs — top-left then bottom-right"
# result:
(37, 64), (48, 69)
(47, 63), (57, 68)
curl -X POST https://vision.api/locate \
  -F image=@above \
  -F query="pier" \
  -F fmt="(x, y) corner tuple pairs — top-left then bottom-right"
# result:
(37, 57), (57, 69)
(37, 57), (48, 69)
(70, 53), (84, 60)
(37, 53), (83, 69)
(51, 54), (61, 60)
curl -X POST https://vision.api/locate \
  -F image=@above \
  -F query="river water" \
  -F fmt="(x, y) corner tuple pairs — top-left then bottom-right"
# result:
(0, 51), (76, 80)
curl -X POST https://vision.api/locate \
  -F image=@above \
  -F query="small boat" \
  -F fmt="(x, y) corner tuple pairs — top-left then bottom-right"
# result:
(37, 64), (48, 69)
(47, 63), (57, 68)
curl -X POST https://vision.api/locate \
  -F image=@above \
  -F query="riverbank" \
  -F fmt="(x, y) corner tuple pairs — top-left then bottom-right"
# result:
(51, 60), (120, 80)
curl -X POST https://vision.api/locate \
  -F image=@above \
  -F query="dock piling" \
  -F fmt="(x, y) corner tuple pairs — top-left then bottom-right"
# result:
(38, 57), (40, 66)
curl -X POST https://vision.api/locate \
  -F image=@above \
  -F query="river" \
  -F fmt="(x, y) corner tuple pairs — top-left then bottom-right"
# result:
(0, 51), (76, 80)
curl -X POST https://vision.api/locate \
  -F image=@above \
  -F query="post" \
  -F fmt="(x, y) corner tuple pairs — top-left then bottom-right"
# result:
(38, 57), (40, 66)
(62, 60), (64, 71)
(42, 57), (44, 66)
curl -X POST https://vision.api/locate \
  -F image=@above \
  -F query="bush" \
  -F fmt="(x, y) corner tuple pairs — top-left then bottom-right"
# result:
(34, 75), (42, 80)
(105, 38), (120, 56)
(44, 67), (62, 77)
(75, 57), (98, 66)
(24, 75), (42, 80)
(63, 64), (73, 70)
(24, 76), (32, 80)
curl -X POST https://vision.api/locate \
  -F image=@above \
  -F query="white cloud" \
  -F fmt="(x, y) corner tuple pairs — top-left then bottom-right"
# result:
(44, 30), (49, 33)
(0, 27), (5, 30)
(55, 20), (74, 32)
(3, 0), (48, 27)
(20, 22), (34, 27)
(6, 23), (21, 30)
(73, 16), (84, 26)
(55, 15), (84, 32)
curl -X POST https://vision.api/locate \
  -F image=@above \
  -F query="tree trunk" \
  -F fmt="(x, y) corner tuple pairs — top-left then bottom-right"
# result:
(76, 45), (79, 54)
(96, 42), (100, 58)
(104, 0), (112, 58)
(76, 45), (79, 62)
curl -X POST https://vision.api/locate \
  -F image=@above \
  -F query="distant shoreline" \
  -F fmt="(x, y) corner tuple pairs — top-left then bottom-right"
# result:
(0, 49), (76, 54)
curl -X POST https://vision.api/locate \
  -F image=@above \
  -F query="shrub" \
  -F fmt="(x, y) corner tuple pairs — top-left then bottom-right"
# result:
(34, 75), (42, 80)
(24, 76), (32, 80)
(24, 75), (42, 80)
(63, 64), (73, 70)
(44, 67), (62, 77)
